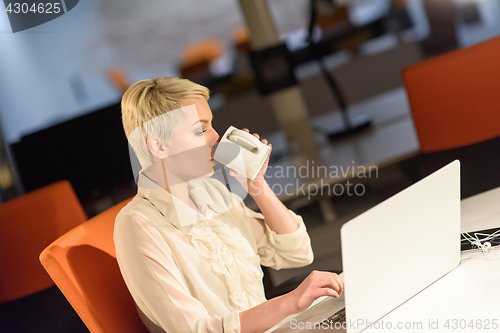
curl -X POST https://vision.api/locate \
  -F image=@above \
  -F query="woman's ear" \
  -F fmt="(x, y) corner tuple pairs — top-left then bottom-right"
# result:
(147, 136), (169, 159)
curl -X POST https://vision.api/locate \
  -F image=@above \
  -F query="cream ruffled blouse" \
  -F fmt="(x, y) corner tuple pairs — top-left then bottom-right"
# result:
(114, 173), (314, 333)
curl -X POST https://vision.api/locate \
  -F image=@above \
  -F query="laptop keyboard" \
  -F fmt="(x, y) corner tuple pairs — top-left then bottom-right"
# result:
(315, 307), (346, 328)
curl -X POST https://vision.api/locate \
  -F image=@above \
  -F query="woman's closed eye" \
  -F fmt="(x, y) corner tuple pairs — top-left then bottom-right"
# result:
(195, 129), (207, 136)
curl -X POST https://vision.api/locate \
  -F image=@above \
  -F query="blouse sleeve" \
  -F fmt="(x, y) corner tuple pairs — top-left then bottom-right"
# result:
(240, 203), (314, 270)
(114, 212), (242, 333)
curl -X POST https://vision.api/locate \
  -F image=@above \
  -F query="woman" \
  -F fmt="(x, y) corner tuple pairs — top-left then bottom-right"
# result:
(115, 76), (344, 333)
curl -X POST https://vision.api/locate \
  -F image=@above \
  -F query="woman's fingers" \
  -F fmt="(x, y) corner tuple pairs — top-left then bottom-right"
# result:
(333, 276), (344, 296)
(321, 288), (340, 298)
(326, 276), (341, 295)
(315, 272), (344, 296)
(325, 273), (343, 295)
(290, 271), (345, 313)
(336, 275), (345, 293)
(241, 128), (263, 141)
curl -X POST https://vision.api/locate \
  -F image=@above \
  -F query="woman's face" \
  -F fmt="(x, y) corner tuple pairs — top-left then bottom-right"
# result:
(163, 96), (220, 182)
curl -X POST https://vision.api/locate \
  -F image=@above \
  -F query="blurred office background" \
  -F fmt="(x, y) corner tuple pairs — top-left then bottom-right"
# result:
(1, 0), (500, 331)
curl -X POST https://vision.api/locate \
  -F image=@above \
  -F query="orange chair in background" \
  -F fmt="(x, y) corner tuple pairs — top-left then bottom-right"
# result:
(402, 36), (500, 197)
(107, 67), (131, 93)
(179, 37), (224, 81)
(0, 180), (87, 304)
(39, 197), (148, 333)
(232, 26), (251, 54)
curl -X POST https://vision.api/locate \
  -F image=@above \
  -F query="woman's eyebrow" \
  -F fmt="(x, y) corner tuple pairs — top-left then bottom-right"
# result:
(191, 119), (209, 126)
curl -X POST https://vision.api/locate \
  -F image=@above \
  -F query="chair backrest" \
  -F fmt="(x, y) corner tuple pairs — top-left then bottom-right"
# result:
(402, 36), (500, 153)
(40, 197), (149, 333)
(0, 180), (87, 304)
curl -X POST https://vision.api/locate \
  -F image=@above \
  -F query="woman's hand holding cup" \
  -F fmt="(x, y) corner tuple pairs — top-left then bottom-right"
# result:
(228, 128), (272, 196)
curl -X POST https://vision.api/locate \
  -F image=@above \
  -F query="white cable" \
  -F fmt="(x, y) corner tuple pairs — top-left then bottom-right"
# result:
(460, 227), (500, 259)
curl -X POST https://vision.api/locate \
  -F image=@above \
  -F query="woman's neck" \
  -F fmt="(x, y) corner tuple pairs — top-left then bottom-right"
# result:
(143, 160), (198, 212)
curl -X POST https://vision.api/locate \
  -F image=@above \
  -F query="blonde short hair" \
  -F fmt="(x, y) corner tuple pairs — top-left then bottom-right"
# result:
(122, 76), (210, 169)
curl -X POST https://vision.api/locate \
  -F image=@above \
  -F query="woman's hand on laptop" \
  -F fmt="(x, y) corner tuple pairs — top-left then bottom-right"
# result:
(286, 270), (344, 314)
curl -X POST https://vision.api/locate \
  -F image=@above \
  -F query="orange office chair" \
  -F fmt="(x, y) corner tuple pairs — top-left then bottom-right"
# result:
(0, 180), (87, 304)
(39, 197), (149, 333)
(402, 36), (500, 197)
(179, 37), (224, 82)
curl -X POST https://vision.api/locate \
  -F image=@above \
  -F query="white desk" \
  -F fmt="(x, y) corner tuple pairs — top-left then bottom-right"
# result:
(356, 187), (500, 332)
(267, 187), (500, 332)
(461, 186), (500, 233)
(373, 187), (500, 332)
(378, 251), (500, 332)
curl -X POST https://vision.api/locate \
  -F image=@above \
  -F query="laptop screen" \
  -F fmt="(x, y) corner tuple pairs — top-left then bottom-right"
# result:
(340, 160), (461, 333)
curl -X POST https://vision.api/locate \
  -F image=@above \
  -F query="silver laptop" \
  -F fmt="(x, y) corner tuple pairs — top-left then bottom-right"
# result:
(266, 160), (461, 333)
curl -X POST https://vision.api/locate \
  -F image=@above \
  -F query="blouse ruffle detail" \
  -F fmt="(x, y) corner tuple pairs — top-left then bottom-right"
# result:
(187, 217), (265, 310)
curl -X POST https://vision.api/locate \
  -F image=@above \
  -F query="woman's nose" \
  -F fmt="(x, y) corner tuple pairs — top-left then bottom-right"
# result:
(212, 131), (221, 145)
(209, 134), (221, 157)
